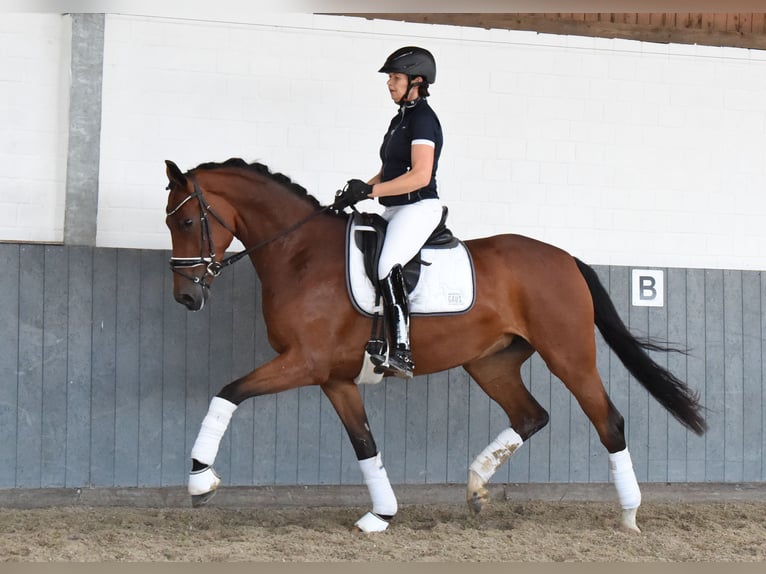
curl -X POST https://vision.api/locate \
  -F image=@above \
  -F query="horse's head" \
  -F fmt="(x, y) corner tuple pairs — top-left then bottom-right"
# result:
(164, 160), (237, 311)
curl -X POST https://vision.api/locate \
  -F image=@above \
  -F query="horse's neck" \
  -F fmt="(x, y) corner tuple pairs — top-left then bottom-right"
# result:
(227, 179), (314, 246)
(223, 178), (340, 280)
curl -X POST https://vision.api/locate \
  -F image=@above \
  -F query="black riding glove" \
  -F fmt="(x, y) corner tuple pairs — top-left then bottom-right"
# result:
(333, 179), (373, 211)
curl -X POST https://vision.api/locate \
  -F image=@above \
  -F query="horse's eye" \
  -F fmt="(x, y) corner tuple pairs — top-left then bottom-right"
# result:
(182, 218), (194, 229)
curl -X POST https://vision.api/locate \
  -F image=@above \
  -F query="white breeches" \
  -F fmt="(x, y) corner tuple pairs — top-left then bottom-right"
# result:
(377, 198), (443, 279)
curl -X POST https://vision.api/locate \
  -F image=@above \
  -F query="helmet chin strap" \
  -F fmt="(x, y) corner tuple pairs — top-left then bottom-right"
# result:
(396, 78), (423, 106)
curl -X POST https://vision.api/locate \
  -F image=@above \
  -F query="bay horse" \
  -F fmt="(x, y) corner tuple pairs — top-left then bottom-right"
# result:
(164, 157), (706, 534)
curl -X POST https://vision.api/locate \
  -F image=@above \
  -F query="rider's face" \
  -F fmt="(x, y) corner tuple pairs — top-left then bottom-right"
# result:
(386, 73), (419, 103)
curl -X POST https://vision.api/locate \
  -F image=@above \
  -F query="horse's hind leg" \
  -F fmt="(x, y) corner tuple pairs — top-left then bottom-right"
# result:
(462, 338), (549, 514)
(559, 370), (641, 533)
(321, 379), (397, 533)
(536, 333), (641, 533)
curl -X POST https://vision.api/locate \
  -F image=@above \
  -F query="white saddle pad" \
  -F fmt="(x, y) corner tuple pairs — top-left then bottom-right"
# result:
(345, 216), (476, 316)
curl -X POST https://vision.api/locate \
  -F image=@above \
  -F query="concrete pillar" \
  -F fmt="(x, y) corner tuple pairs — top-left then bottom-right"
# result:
(64, 13), (105, 246)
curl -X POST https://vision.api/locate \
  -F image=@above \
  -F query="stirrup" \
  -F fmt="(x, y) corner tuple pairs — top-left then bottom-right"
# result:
(388, 350), (414, 379)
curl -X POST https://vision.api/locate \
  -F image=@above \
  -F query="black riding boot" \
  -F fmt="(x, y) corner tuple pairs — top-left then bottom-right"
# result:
(379, 264), (414, 379)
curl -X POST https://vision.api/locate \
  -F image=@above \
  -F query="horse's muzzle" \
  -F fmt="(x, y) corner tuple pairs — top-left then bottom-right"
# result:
(174, 282), (208, 311)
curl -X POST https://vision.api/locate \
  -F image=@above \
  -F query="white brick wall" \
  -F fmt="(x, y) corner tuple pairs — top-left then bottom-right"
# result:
(8, 13), (766, 270)
(0, 14), (70, 243)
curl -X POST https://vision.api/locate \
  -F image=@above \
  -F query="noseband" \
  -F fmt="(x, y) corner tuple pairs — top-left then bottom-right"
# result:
(166, 175), (329, 289)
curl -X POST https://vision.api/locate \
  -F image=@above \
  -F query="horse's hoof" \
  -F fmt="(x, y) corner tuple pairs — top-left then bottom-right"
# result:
(354, 511), (390, 533)
(468, 489), (487, 514)
(191, 489), (217, 508)
(188, 466), (221, 507)
(618, 508), (641, 534)
(466, 469), (488, 514)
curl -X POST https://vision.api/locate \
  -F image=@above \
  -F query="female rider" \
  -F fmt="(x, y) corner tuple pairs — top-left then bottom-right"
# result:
(336, 46), (444, 379)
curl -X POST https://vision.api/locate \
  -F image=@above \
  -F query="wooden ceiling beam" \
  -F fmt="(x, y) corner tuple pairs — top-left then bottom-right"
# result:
(336, 13), (766, 51)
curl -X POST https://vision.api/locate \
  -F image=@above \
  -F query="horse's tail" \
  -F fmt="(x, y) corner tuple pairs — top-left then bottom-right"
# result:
(574, 257), (707, 436)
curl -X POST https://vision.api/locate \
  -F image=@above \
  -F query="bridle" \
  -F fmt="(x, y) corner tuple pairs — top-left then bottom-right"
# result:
(166, 174), (329, 289)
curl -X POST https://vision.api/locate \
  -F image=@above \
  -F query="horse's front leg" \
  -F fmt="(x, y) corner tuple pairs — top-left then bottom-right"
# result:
(321, 380), (398, 533)
(187, 350), (327, 507)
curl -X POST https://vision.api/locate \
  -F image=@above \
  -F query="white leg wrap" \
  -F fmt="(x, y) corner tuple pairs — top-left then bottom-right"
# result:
(469, 427), (524, 484)
(609, 447), (642, 510)
(190, 396), (237, 466)
(358, 452), (398, 517)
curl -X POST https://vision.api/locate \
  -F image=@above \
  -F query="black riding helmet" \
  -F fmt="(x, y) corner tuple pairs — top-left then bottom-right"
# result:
(378, 46), (437, 103)
(378, 46), (436, 84)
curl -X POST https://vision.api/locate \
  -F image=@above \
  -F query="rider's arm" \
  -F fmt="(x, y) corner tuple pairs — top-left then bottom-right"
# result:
(369, 143), (434, 198)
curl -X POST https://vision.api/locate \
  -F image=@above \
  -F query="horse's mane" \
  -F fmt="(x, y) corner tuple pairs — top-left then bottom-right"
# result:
(191, 157), (329, 211)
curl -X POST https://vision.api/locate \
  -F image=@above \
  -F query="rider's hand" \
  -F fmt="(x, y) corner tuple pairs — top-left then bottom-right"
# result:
(333, 179), (373, 211)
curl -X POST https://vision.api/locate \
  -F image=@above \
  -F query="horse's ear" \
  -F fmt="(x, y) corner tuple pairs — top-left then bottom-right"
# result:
(165, 160), (187, 188)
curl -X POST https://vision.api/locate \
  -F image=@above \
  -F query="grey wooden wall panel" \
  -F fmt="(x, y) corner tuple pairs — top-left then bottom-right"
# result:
(568, 398), (589, 481)
(16, 245), (44, 488)
(138, 250), (165, 486)
(228, 397), (254, 485)
(742, 271), (762, 482)
(647, 298), (670, 483)
(548, 373), (570, 482)
(296, 387), (316, 484)
(115, 249), (142, 486)
(160, 268), (187, 486)
(66, 247), (93, 487)
(489, 393), (512, 484)
(3, 247), (765, 492)
(404, 378), (428, 483)
(228, 262), (257, 485)
(297, 386), (321, 484)
(251, 393), (277, 485)
(628, 301), (650, 483)
(251, 274), (277, 486)
(762, 273), (766, 481)
(527, 355), (551, 483)
(41, 246), (68, 487)
(569, 371), (591, 483)
(340, 408), (361, 486)
(319, 386), (343, 484)
(723, 270), (744, 482)
(761, 273), (766, 482)
(446, 368), (470, 483)
(0, 245), (20, 488)
(90, 248), (116, 487)
(383, 376), (407, 484)
(274, 389), (299, 485)
(685, 268), (707, 482)
(666, 267), (689, 482)
(425, 370), (449, 483)
(704, 270), (726, 481)
(467, 375), (490, 483)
